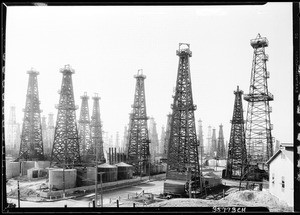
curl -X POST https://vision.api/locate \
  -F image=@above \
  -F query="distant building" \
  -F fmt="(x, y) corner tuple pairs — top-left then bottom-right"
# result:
(266, 143), (293, 207)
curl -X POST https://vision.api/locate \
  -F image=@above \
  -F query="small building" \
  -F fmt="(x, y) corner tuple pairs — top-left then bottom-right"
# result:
(266, 143), (293, 207)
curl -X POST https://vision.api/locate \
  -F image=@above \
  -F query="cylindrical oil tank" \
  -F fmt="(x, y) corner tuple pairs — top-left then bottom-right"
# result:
(21, 161), (36, 176)
(157, 164), (162, 173)
(115, 162), (133, 180)
(49, 168), (77, 190)
(98, 163), (117, 182)
(162, 163), (167, 173)
(6, 162), (20, 179)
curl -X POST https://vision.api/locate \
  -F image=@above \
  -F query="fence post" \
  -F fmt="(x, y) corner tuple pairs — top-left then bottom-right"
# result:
(117, 199), (119, 208)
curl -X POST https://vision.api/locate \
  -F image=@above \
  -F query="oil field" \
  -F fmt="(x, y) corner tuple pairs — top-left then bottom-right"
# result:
(3, 3), (298, 213)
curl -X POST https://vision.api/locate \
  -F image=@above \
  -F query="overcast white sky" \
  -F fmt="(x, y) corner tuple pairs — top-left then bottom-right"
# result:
(5, 3), (293, 147)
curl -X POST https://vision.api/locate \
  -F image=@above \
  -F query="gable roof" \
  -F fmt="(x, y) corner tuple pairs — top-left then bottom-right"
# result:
(266, 147), (293, 165)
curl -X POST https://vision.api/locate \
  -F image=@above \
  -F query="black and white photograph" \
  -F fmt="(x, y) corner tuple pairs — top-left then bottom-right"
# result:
(2, 2), (299, 213)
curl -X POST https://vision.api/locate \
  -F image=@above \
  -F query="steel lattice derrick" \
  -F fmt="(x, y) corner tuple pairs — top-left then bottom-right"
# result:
(159, 126), (166, 155)
(166, 43), (200, 184)
(149, 117), (159, 163)
(197, 119), (204, 159)
(18, 69), (44, 161)
(88, 93), (105, 163)
(244, 34), (273, 166)
(78, 92), (92, 160)
(211, 128), (217, 157)
(206, 126), (212, 156)
(163, 113), (172, 158)
(217, 124), (225, 158)
(50, 65), (81, 168)
(127, 69), (150, 175)
(226, 86), (247, 179)
(7, 106), (19, 151)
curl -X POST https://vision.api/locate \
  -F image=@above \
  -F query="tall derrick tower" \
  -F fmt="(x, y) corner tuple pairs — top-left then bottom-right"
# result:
(18, 68), (44, 161)
(149, 117), (159, 163)
(47, 113), (55, 154)
(163, 113), (172, 158)
(206, 126), (212, 156)
(50, 65), (81, 168)
(211, 128), (217, 157)
(89, 93), (105, 163)
(127, 69), (150, 175)
(122, 125), (128, 154)
(78, 92), (92, 161)
(226, 86), (247, 179)
(217, 124), (225, 158)
(160, 126), (166, 155)
(165, 43), (201, 193)
(244, 34), (273, 169)
(41, 115), (48, 154)
(197, 119), (204, 159)
(6, 106), (19, 152)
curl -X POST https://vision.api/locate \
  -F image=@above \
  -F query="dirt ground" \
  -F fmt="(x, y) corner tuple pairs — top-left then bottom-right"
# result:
(146, 190), (293, 212)
(6, 176), (47, 201)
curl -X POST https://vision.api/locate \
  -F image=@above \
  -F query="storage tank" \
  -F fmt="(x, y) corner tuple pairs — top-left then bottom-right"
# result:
(6, 162), (20, 179)
(157, 164), (162, 173)
(98, 163), (117, 182)
(115, 162), (133, 180)
(21, 161), (36, 176)
(35, 161), (50, 169)
(49, 168), (77, 190)
(161, 163), (167, 173)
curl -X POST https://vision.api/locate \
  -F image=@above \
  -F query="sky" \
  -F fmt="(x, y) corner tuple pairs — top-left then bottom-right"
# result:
(4, 3), (293, 148)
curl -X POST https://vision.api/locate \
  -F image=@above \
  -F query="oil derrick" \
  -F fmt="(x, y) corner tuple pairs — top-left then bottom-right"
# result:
(211, 128), (217, 158)
(225, 86), (247, 179)
(88, 93), (105, 163)
(197, 119), (204, 159)
(115, 132), (120, 149)
(78, 92), (92, 162)
(165, 43), (201, 194)
(41, 115), (48, 154)
(160, 126), (166, 155)
(6, 106), (19, 152)
(50, 65), (81, 168)
(127, 69), (150, 176)
(217, 124), (225, 158)
(122, 125), (128, 155)
(244, 34), (274, 170)
(18, 68), (44, 161)
(163, 113), (172, 158)
(206, 126), (212, 156)
(47, 113), (55, 154)
(149, 117), (159, 163)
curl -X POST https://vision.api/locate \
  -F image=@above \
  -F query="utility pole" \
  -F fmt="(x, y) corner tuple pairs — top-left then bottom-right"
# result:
(17, 180), (20, 208)
(94, 136), (98, 208)
(99, 172), (104, 207)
